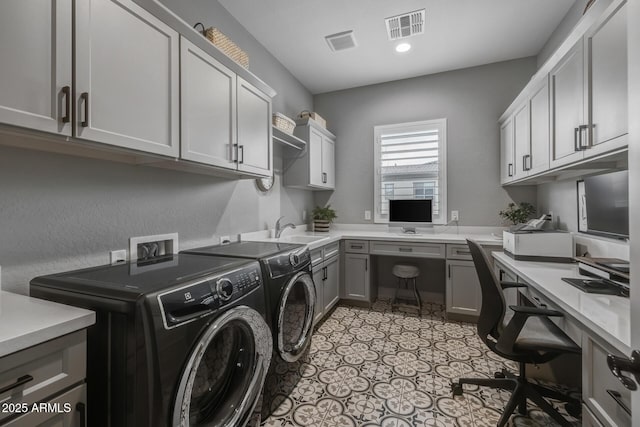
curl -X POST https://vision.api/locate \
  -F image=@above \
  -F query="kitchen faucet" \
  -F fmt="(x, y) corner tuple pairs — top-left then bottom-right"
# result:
(275, 216), (296, 238)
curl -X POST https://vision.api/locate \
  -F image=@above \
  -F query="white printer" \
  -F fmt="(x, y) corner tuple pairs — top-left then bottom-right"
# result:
(503, 230), (574, 262)
(502, 215), (574, 262)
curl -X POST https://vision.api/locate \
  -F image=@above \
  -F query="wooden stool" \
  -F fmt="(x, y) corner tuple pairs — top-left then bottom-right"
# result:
(392, 264), (421, 313)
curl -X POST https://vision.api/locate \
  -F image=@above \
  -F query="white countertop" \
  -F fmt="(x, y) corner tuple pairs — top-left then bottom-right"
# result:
(241, 227), (504, 251)
(0, 291), (95, 358)
(493, 252), (630, 355)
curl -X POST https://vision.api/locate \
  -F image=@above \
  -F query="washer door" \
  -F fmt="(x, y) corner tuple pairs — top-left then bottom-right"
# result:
(277, 271), (316, 362)
(173, 306), (272, 427)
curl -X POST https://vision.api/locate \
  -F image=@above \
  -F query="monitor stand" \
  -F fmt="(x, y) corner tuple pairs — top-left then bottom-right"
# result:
(401, 227), (417, 234)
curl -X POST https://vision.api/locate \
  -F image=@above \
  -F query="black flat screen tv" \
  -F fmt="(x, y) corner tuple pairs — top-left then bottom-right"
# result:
(583, 170), (629, 240)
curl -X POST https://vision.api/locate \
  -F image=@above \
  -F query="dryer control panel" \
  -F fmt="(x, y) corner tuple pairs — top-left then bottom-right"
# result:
(158, 263), (262, 329)
(265, 248), (311, 279)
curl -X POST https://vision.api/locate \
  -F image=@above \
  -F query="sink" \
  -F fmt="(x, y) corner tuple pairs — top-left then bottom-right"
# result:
(279, 235), (328, 244)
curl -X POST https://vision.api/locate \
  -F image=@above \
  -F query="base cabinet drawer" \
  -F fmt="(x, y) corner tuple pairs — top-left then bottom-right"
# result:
(583, 404), (605, 427)
(0, 331), (86, 424)
(2, 383), (86, 427)
(583, 334), (632, 427)
(344, 240), (369, 254)
(370, 242), (445, 258)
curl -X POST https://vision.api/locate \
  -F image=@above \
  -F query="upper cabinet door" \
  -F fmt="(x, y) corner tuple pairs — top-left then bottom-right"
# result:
(0, 0), (72, 135)
(236, 77), (272, 177)
(180, 37), (236, 169)
(500, 118), (514, 184)
(513, 103), (530, 179)
(550, 40), (586, 168)
(528, 77), (550, 175)
(321, 136), (335, 189)
(75, 0), (179, 157)
(586, 1), (628, 155)
(308, 128), (324, 187)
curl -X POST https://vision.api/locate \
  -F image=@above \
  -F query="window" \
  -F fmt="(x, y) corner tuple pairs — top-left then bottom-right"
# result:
(374, 119), (447, 223)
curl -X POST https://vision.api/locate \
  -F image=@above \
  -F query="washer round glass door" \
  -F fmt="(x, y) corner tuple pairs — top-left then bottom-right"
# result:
(173, 306), (272, 427)
(278, 272), (316, 362)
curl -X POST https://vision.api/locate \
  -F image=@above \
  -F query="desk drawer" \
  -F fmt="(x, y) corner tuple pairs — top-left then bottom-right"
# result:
(521, 287), (582, 347)
(310, 248), (324, 267)
(446, 244), (472, 260)
(323, 242), (340, 260)
(344, 240), (369, 254)
(0, 330), (86, 424)
(583, 334), (632, 427)
(370, 241), (445, 258)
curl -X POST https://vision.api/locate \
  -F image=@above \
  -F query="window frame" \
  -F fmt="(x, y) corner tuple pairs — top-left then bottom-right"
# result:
(373, 118), (447, 224)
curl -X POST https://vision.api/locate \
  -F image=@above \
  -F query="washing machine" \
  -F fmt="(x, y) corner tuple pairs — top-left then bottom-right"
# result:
(182, 242), (316, 416)
(30, 253), (272, 427)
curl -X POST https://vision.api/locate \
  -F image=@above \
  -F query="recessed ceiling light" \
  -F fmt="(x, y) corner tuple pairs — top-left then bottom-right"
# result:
(395, 43), (411, 53)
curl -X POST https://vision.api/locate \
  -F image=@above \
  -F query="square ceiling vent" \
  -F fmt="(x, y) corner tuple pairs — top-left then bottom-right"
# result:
(385, 9), (425, 41)
(325, 30), (357, 52)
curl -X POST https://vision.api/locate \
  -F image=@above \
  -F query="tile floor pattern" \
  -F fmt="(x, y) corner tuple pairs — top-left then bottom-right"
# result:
(261, 300), (580, 427)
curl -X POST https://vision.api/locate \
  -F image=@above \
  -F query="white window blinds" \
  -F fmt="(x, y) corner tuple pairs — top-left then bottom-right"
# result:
(374, 119), (447, 223)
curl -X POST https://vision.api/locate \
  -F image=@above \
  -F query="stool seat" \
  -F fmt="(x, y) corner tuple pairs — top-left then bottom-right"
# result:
(392, 264), (420, 279)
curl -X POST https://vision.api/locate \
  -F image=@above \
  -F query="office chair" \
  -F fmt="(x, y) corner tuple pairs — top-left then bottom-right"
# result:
(451, 239), (581, 427)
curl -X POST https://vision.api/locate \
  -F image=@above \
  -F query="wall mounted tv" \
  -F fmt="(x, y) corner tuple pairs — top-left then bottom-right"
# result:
(583, 170), (629, 240)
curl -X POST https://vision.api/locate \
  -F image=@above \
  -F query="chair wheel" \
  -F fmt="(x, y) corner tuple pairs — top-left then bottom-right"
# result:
(565, 402), (581, 418)
(451, 382), (463, 396)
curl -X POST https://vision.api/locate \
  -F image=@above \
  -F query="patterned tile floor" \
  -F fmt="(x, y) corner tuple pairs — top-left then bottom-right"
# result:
(262, 300), (580, 427)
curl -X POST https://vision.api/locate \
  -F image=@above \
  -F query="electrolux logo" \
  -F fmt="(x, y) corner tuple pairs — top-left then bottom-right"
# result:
(184, 292), (192, 300)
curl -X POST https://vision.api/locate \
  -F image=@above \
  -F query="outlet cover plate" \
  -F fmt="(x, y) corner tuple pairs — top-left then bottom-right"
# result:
(129, 233), (178, 261)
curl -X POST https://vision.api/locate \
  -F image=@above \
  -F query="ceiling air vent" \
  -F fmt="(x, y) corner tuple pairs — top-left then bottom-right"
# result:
(325, 30), (357, 52)
(385, 9), (425, 41)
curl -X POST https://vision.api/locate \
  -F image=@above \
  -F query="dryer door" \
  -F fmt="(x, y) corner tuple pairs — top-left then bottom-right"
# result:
(172, 306), (272, 427)
(277, 272), (316, 362)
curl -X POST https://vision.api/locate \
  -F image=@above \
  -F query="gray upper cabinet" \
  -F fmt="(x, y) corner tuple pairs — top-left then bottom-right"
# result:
(0, 0), (72, 135)
(550, 40), (586, 169)
(528, 77), (550, 175)
(585, 1), (628, 156)
(285, 120), (336, 190)
(513, 102), (530, 180)
(499, 118), (514, 184)
(236, 77), (273, 177)
(75, 0), (180, 157)
(180, 37), (236, 169)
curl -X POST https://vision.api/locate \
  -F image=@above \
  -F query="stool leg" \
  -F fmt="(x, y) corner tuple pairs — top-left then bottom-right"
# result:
(392, 276), (401, 310)
(412, 278), (422, 314)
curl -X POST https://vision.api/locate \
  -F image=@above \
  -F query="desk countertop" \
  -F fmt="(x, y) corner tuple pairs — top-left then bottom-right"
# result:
(0, 291), (95, 358)
(242, 228), (504, 251)
(493, 252), (630, 355)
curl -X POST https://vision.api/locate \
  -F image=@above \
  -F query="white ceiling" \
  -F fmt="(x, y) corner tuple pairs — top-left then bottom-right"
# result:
(219, 0), (575, 94)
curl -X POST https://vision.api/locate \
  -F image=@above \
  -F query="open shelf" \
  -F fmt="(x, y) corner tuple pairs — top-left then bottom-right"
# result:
(272, 126), (305, 150)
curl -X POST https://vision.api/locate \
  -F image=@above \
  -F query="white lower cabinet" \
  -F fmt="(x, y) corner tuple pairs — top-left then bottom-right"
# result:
(446, 260), (481, 317)
(312, 263), (325, 324)
(323, 255), (339, 312)
(3, 384), (87, 427)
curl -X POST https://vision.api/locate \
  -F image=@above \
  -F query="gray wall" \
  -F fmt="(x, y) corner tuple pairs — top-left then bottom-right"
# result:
(312, 58), (538, 225)
(0, 1), (314, 294)
(537, 180), (579, 231)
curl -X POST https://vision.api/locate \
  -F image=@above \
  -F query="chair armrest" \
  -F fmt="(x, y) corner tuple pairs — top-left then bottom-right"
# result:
(509, 305), (564, 317)
(501, 281), (527, 289)
(496, 305), (565, 354)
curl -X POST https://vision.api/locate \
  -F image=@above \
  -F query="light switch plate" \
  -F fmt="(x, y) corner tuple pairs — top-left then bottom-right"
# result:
(364, 210), (372, 220)
(451, 210), (459, 221)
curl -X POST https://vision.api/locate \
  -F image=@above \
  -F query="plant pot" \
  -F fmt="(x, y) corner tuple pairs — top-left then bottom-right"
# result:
(313, 219), (331, 232)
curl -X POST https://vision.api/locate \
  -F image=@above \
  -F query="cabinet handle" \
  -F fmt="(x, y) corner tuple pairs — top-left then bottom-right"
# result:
(508, 163), (513, 177)
(322, 172), (327, 183)
(499, 270), (504, 281)
(0, 374), (33, 394)
(606, 389), (632, 416)
(61, 86), (71, 123)
(579, 124), (589, 149)
(323, 266), (327, 281)
(76, 402), (87, 427)
(365, 258), (368, 271)
(522, 154), (531, 171)
(456, 250), (471, 256)
(399, 247), (413, 252)
(238, 145), (244, 164)
(80, 92), (89, 127)
(351, 245), (363, 249)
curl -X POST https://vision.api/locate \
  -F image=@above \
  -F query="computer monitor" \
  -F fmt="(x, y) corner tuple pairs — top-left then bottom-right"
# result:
(583, 170), (629, 240)
(389, 199), (433, 233)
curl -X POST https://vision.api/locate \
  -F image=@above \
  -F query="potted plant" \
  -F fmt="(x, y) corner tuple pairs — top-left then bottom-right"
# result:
(312, 205), (337, 232)
(499, 202), (535, 227)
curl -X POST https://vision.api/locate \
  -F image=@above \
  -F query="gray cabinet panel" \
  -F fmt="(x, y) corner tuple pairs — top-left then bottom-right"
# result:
(529, 78), (551, 175)
(500, 118), (514, 184)
(324, 255), (340, 313)
(0, 0), (72, 135)
(446, 260), (481, 317)
(343, 253), (370, 301)
(312, 266), (324, 325)
(237, 77), (272, 176)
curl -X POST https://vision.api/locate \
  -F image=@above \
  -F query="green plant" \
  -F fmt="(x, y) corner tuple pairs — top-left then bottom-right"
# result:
(499, 202), (535, 225)
(312, 205), (337, 223)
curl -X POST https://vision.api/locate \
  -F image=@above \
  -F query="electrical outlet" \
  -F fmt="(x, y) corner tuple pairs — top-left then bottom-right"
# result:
(220, 235), (231, 245)
(364, 210), (372, 220)
(110, 249), (127, 264)
(451, 210), (459, 221)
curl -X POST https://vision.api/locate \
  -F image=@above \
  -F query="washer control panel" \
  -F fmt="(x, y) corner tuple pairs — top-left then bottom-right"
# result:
(158, 262), (262, 328)
(266, 248), (311, 279)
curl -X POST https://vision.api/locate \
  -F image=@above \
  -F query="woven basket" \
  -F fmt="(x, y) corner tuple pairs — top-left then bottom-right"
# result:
(272, 113), (296, 134)
(205, 27), (249, 68)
